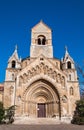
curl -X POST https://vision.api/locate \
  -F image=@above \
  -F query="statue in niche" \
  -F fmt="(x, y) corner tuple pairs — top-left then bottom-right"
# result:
(40, 63), (44, 73)
(62, 95), (67, 103)
(27, 70), (32, 79)
(23, 73), (28, 83)
(19, 76), (23, 86)
(32, 68), (36, 76)
(48, 68), (53, 78)
(53, 71), (57, 80)
(36, 65), (40, 74)
(61, 76), (65, 86)
(57, 74), (61, 83)
(44, 65), (49, 75)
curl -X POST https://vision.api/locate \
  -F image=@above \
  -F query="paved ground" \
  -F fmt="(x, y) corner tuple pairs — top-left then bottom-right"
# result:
(0, 124), (84, 130)
(0, 118), (84, 130)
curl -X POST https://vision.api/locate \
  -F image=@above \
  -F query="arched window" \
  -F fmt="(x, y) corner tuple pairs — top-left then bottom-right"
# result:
(38, 38), (41, 45)
(12, 74), (15, 80)
(12, 60), (16, 68)
(70, 87), (74, 95)
(69, 74), (71, 80)
(67, 61), (71, 69)
(42, 37), (46, 45)
(37, 35), (46, 45)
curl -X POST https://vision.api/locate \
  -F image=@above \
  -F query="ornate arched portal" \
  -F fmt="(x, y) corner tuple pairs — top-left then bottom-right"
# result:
(22, 79), (61, 118)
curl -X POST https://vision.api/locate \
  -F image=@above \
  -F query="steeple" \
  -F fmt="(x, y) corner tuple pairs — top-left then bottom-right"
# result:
(7, 45), (21, 69)
(62, 46), (75, 70)
(65, 46), (68, 55)
(30, 21), (53, 58)
(15, 44), (18, 52)
(63, 46), (74, 63)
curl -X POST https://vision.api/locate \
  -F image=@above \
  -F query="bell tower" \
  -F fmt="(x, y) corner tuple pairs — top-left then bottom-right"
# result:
(30, 21), (53, 58)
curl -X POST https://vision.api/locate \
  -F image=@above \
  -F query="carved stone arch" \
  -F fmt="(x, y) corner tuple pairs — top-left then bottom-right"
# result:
(25, 83), (55, 102)
(22, 78), (62, 118)
(22, 75), (62, 99)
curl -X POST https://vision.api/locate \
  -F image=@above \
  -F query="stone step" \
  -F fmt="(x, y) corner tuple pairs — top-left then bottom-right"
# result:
(13, 117), (61, 124)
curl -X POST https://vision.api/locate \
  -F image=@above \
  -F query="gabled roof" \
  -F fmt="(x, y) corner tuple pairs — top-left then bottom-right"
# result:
(63, 46), (74, 63)
(8, 45), (20, 62)
(32, 20), (52, 31)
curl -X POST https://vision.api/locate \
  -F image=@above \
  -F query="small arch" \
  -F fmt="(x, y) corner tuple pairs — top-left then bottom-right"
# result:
(67, 61), (71, 69)
(11, 60), (16, 68)
(62, 95), (67, 103)
(37, 35), (46, 45)
(38, 38), (41, 45)
(70, 87), (74, 95)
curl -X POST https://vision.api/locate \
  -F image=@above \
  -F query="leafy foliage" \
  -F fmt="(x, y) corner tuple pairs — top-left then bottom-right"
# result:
(71, 99), (84, 125)
(4, 105), (15, 124)
(0, 102), (15, 124)
(0, 102), (5, 123)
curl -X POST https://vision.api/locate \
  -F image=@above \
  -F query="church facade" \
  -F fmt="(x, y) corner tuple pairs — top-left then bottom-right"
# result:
(4, 21), (80, 119)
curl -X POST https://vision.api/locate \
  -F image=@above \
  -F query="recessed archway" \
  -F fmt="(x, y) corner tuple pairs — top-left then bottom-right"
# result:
(22, 79), (61, 118)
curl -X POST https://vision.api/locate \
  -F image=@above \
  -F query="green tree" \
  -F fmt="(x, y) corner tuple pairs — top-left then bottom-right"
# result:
(71, 63), (84, 125)
(0, 102), (5, 123)
(4, 105), (15, 124)
(71, 100), (84, 125)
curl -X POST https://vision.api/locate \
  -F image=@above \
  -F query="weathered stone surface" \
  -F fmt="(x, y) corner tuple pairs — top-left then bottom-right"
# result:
(3, 21), (80, 121)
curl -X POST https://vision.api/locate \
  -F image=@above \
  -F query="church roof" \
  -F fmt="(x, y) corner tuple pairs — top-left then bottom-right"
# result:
(31, 20), (52, 31)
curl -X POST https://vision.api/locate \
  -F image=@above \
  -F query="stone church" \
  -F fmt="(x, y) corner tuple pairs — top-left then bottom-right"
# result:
(3, 21), (80, 119)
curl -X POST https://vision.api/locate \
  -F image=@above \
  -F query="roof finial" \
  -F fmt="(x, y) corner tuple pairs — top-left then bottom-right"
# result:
(65, 45), (68, 55)
(65, 45), (68, 51)
(40, 19), (43, 22)
(15, 44), (18, 51)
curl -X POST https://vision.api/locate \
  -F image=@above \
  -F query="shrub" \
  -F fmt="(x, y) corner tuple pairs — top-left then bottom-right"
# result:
(0, 102), (5, 123)
(71, 99), (84, 125)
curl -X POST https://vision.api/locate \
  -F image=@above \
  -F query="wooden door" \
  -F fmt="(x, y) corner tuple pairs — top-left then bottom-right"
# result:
(38, 103), (46, 117)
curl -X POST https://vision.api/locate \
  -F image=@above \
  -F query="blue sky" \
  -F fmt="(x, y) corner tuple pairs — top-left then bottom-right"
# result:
(0, 0), (83, 82)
